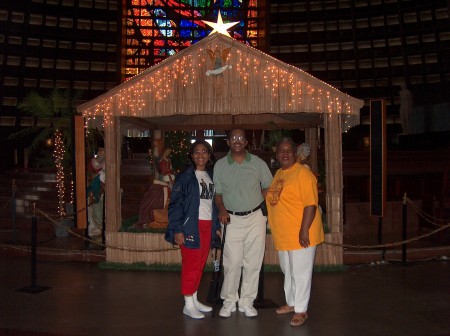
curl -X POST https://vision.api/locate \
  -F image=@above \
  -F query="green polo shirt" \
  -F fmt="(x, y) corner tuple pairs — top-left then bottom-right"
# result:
(213, 151), (273, 212)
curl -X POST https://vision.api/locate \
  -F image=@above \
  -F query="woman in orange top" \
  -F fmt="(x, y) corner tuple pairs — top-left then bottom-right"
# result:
(266, 137), (324, 327)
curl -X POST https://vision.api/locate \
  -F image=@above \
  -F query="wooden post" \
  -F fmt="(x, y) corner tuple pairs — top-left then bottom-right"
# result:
(325, 113), (344, 233)
(324, 113), (344, 265)
(305, 127), (318, 173)
(104, 116), (122, 233)
(74, 116), (87, 229)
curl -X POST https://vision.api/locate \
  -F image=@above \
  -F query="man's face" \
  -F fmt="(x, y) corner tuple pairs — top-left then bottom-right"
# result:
(227, 129), (248, 153)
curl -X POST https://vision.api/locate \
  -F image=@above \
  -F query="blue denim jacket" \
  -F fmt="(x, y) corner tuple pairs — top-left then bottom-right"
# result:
(164, 165), (219, 249)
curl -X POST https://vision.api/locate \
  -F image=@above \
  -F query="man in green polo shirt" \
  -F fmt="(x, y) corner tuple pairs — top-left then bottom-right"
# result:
(214, 128), (273, 318)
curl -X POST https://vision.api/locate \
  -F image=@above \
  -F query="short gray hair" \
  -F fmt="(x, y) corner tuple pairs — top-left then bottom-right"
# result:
(276, 137), (296, 151)
(297, 143), (311, 158)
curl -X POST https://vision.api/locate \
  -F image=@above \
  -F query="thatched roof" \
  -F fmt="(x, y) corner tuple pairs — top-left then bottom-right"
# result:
(77, 33), (363, 131)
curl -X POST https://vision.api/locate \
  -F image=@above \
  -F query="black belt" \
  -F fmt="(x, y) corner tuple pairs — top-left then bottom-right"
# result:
(227, 205), (261, 216)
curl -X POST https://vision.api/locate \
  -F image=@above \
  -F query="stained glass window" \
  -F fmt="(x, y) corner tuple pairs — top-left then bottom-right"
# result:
(124, 0), (261, 80)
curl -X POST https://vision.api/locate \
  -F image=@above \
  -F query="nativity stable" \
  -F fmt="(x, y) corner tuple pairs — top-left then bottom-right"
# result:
(77, 31), (363, 266)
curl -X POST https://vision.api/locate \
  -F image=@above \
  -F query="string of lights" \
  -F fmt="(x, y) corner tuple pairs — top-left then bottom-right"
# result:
(52, 129), (66, 217)
(81, 35), (362, 129)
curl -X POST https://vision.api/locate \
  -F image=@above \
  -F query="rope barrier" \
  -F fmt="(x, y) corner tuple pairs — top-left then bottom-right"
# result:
(10, 182), (174, 252)
(324, 223), (450, 249)
(14, 185), (99, 220)
(405, 198), (448, 226)
(6, 181), (449, 253)
(324, 196), (449, 250)
(36, 197), (449, 252)
(35, 207), (180, 253)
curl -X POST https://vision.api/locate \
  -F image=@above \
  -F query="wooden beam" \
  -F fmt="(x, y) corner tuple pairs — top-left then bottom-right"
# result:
(120, 116), (158, 130)
(74, 116), (87, 229)
(138, 122), (321, 131)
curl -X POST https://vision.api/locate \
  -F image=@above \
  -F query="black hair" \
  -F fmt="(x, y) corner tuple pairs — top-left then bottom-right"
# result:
(226, 128), (246, 139)
(188, 140), (215, 169)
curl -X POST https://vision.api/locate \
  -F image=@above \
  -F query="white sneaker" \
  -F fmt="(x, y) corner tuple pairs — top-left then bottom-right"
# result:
(183, 305), (205, 319)
(193, 292), (212, 312)
(219, 301), (236, 318)
(238, 305), (258, 317)
(183, 296), (205, 319)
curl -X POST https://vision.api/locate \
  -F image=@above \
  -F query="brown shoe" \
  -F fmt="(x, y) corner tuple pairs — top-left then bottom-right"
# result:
(290, 312), (308, 327)
(276, 305), (295, 314)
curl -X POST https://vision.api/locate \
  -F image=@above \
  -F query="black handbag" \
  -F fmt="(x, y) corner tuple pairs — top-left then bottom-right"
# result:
(206, 224), (227, 316)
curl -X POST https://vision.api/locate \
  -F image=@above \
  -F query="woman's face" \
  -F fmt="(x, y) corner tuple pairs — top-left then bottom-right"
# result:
(163, 148), (172, 158)
(276, 141), (296, 169)
(191, 144), (210, 170)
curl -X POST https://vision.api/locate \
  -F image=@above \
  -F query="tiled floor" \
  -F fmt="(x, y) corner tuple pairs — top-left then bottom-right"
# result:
(1, 255), (449, 336)
(1, 209), (449, 336)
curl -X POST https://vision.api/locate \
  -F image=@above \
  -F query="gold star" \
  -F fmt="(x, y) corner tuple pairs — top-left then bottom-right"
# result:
(202, 10), (239, 38)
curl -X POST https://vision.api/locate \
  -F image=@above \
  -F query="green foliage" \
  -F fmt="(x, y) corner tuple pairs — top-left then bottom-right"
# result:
(164, 130), (191, 172)
(8, 89), (83, 170)
(264, 126), (291, 151)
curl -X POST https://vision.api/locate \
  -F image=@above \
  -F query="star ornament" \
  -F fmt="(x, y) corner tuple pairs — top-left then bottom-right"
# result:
(202, 11), (239, 38)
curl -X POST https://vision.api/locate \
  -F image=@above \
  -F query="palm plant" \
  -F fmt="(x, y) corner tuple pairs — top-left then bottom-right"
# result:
(9, 89), (83, 215)
(264, 125), (291, 152)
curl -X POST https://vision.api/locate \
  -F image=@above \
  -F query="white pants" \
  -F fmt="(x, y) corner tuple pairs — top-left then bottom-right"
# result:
(278, 246), (316, 313)
(221, 209), (266, 308)
(88, 194), (104, 237)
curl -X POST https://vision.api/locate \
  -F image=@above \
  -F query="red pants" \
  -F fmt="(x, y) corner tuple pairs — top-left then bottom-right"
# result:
(180, 220), (212, 295)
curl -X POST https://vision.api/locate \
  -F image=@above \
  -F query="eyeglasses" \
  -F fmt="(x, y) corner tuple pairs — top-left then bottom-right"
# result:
(229, 136), (246, 142)
(277, 150), (295, 155)
(193, 150), (209, 155)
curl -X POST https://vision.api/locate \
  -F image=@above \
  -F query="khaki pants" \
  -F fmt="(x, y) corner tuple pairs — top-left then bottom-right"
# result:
(220, 209), (266, 308)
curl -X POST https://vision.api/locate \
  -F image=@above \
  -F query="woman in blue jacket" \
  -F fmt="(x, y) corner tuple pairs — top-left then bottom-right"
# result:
(165, 139), (220, 319)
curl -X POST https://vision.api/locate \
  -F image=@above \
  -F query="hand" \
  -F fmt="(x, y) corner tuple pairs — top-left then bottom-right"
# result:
(299, 228), (310, 248)
(174, 232), (185, 246)
(218, 209), (230, 225)
(299, 206), (315, 248)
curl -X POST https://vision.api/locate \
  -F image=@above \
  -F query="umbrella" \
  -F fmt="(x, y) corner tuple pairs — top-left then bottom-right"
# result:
(206, 223), (227, 317)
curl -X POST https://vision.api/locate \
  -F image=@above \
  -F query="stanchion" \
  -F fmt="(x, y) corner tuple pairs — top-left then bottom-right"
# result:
(402, 193), (408, 265)
(101, 191), (106, 246)
(12, 179), (17, 243)
(84, 194), (92, 250)
(18, 203), (51, 294)
(378, 217), (386, 261)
